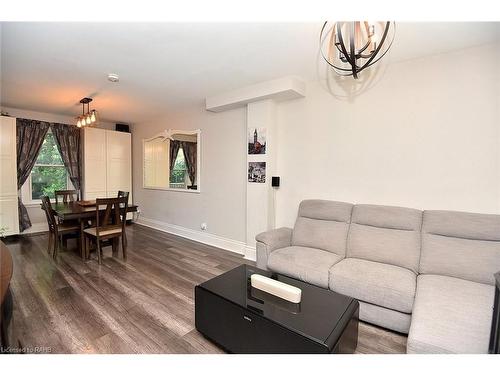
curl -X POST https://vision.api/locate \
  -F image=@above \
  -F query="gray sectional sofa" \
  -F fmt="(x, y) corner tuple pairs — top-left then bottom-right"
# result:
(255, 199), (500, 354)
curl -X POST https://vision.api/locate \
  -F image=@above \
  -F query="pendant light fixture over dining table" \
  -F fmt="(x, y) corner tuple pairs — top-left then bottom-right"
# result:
(320, 21), (395, 79)
(76, 97), (99, 127)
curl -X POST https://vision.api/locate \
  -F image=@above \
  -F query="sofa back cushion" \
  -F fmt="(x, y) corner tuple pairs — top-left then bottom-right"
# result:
(420, 210), (500, 285)
(347, 204), (423, 273)
(292, 200), (353, 257)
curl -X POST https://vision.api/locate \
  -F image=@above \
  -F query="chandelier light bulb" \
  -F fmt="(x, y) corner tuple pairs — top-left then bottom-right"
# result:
(90, 111), (96, 123)
(86, 115), (91, 125)
(367, 21), (376, 35)
(76, 119), (81, 127)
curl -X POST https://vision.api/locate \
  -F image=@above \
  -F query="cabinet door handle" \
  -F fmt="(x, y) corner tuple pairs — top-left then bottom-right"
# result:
(243, 315), (252, 322)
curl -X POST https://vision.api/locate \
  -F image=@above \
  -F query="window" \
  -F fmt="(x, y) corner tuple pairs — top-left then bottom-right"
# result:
(169, 147), (189, 189)
(22, 131), (72, 204)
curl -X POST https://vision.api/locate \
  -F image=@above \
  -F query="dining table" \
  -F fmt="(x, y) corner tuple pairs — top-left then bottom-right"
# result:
(51, 201), (138, 260)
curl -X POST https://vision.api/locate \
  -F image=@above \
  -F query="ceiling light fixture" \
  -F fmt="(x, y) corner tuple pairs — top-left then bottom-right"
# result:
(320, 21), (395, 79)
(76, 97), (99, 128)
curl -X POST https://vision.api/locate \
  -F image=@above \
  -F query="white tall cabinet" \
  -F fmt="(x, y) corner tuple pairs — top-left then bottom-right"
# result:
(83, 127), (132, 206)
(0, 116), (20, 235)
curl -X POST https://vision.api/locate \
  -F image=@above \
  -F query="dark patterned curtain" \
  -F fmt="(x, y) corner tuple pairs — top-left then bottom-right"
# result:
(51, 123), (82, 194)
(16, 118), (50, 232)
(180, 141), (197, 187)
(169, 140), (181, 172)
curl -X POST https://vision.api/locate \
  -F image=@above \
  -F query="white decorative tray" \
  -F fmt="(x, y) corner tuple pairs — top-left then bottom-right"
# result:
(250, 274), (302, 303)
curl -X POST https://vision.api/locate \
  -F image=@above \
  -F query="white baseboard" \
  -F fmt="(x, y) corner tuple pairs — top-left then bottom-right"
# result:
(22, 222), (48, 234)
(21, 218), (259, 262)
(136, 217), (249, 257)
(244, 245), (256, 261)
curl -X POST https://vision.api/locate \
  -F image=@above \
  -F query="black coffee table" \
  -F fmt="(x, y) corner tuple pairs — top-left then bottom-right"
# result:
(195, 264), (359, 353)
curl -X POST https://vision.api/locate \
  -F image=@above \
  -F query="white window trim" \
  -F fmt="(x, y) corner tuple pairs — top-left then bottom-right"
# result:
(21, 173), (74, 206)
(21, 130), (74, 206)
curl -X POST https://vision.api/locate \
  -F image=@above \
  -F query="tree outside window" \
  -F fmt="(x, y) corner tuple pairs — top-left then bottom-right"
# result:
(30, 131), (69, 200)
(169, 147), (188, 188)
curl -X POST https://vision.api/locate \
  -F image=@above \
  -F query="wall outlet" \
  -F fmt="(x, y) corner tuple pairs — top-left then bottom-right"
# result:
(201, 222), (207, 231)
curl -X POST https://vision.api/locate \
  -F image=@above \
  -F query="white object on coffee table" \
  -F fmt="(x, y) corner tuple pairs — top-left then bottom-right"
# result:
(250, 274), (302, 303)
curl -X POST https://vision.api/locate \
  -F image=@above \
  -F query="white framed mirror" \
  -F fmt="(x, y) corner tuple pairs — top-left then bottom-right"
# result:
(143, 129), (201, 192)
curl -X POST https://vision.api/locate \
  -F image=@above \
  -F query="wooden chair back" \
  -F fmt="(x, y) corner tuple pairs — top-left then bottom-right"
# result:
(117, 190), (129, 203)
(117, 191), (130, 211)
(41, 196), (57, 233)
(55, 190), (79, 204)
(95, 197), (129, 236)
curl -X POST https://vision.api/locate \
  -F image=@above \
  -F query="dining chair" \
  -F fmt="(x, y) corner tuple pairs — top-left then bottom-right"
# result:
(117, 191), (130, 247)
(117, 190), (129, 202)
(83, 196), (128, 265)
(41, 196), (80, 260)
(54, 189), (81, 230)
(54, 190), (79, 204)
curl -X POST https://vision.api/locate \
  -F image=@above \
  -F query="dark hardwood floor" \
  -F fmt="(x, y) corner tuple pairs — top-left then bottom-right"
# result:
(3, 224), (407, 354)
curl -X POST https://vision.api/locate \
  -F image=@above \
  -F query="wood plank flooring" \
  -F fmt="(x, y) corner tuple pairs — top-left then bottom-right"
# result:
(3, 224), (407, 354)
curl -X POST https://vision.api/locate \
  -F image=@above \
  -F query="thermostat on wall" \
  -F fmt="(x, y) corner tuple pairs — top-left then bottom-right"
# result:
(272, 176), (280, 188)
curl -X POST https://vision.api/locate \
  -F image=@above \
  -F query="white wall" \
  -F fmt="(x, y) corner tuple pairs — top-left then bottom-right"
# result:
(246, 100), (277, 249)
(0, 105), (116, 232)
(131, 104), (247, 244)
(132, 43), (500, 248)
(4, 42), (499, 246)
(275, 43), (500, 227)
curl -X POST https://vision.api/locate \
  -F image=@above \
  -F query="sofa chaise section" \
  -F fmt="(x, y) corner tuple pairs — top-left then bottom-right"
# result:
(407, 275), (494, 354)
(407, 210), (500, 353)
(256, 200), (353, 288)
(329, 204), (422, 333)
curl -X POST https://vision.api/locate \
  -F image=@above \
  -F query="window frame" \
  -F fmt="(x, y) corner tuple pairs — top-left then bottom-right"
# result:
(21, 130), (73, 206)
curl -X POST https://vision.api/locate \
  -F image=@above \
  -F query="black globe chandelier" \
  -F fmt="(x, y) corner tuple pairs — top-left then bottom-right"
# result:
(320, 21), (396, 79)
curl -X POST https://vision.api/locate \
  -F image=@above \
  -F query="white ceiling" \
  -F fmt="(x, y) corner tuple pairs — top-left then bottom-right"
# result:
(1, 22), (499, 124)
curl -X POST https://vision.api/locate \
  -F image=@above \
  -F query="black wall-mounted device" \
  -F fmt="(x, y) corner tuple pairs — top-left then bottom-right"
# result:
(272, 176), (280, 188)
(116, 123), (130, 133)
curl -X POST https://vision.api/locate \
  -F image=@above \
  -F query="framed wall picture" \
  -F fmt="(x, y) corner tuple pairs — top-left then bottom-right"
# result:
(248, 162), (266, 183)
(248, 127), (266, 155)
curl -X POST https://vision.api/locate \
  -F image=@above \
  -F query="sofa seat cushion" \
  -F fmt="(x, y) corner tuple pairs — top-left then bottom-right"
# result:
(407, 275), (494, 354)
(267, 246), (343, 288)
(329, 258), (417, 313)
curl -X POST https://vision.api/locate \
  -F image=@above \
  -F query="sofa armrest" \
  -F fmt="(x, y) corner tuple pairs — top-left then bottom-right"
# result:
(255, 227), (293, 270)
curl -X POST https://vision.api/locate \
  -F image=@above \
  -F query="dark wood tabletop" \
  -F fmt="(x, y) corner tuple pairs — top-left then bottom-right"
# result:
(52, 202), (138, 220)
(0, 240), (13, 306)
(46, 201), (138, 261)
